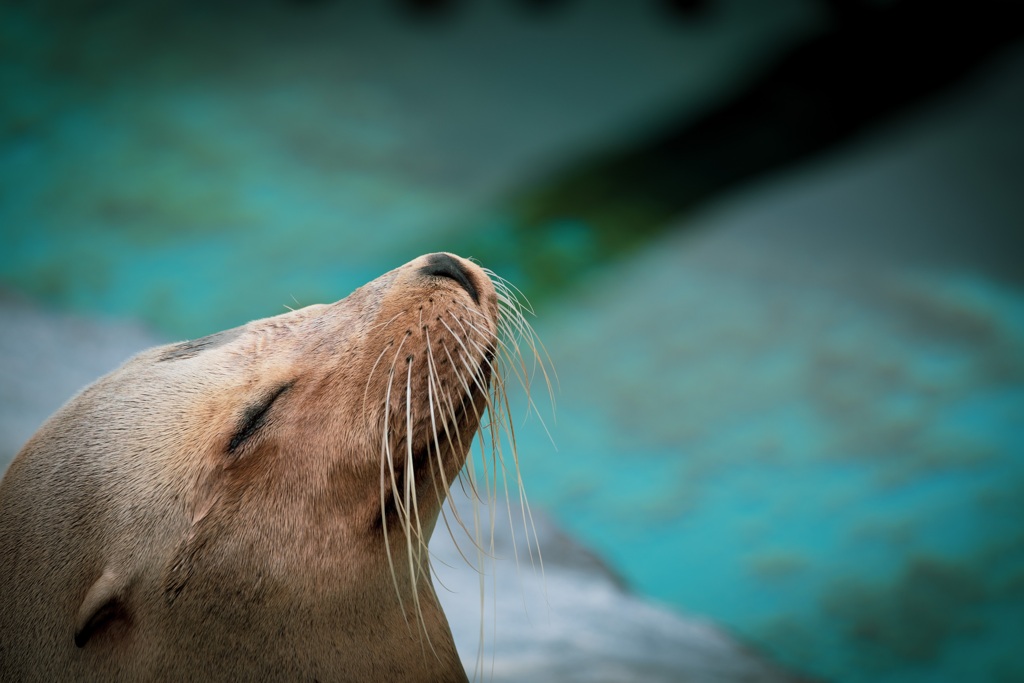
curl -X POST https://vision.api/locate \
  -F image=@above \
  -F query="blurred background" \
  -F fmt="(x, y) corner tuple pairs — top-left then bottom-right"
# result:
(2, 0), (1023, 681)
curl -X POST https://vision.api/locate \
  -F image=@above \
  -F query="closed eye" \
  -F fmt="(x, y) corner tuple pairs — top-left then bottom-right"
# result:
(227, 382), (293, 454)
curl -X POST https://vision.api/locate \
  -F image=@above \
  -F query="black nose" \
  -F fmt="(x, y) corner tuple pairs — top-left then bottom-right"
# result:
(419, 253), (480, 304)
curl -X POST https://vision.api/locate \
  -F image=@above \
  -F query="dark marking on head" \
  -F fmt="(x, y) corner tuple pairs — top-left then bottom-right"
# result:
(420, 253), (479, 304)
(228, 382), (293, 454)
(158, 326), (245, 362)
(74, 596), (129, 648)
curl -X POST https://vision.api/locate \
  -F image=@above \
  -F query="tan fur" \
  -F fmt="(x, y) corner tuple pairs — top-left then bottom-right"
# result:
(0, 253), (514, 682)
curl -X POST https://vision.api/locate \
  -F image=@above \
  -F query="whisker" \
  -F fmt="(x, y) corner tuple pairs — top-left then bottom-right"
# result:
(425, 333), (491, 559)
(367, 262), (555, 675)
(404, 360), (439, 658)
(363, 343), (396, 431)
(380, 347), (409, 628)
(367, 310), (405, 334)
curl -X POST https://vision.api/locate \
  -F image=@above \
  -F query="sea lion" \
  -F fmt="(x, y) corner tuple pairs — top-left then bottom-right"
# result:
(0, 252), (547, 682)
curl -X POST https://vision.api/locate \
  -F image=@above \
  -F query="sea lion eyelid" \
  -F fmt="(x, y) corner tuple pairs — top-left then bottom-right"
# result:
(227, 382), (293, 454)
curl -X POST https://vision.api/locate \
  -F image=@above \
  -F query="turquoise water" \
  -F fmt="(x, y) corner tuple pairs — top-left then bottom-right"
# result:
(509, 249), (1024, 681)
(0, 70), (464, 338)
(442, 257), (1023, 682)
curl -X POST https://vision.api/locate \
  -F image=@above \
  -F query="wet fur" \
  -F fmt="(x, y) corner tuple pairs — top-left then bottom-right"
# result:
(0, 253), (550, 682)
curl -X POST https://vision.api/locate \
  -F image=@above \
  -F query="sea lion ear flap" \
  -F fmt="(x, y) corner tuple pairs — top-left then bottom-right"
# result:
(74, 569), (128, 648)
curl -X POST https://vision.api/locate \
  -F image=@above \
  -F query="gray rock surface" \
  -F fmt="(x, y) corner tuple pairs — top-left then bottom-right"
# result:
(433, 495), (807, 682)
(0, 291), (163, 463)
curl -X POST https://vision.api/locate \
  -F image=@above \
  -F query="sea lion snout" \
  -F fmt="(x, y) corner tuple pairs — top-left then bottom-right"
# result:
(419, 252), (481, 304)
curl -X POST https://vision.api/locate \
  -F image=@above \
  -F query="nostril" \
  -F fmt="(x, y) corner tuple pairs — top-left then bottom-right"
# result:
(419, 253), (480, 304)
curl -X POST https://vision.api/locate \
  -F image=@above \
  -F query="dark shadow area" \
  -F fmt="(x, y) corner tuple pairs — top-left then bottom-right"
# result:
(461, 0), (1024, 302)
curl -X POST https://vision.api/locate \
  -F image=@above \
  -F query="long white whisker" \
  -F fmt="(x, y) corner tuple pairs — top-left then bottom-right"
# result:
(364, 262), (555, 677)
(404, 360), (439, 658)
(426, 333), (491, 560)
(380, 344), (410, 628)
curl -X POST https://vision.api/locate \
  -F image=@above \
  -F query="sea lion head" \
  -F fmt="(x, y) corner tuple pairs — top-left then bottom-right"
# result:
(0, 252), (547, 680)
(154, 251), (502, 586)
